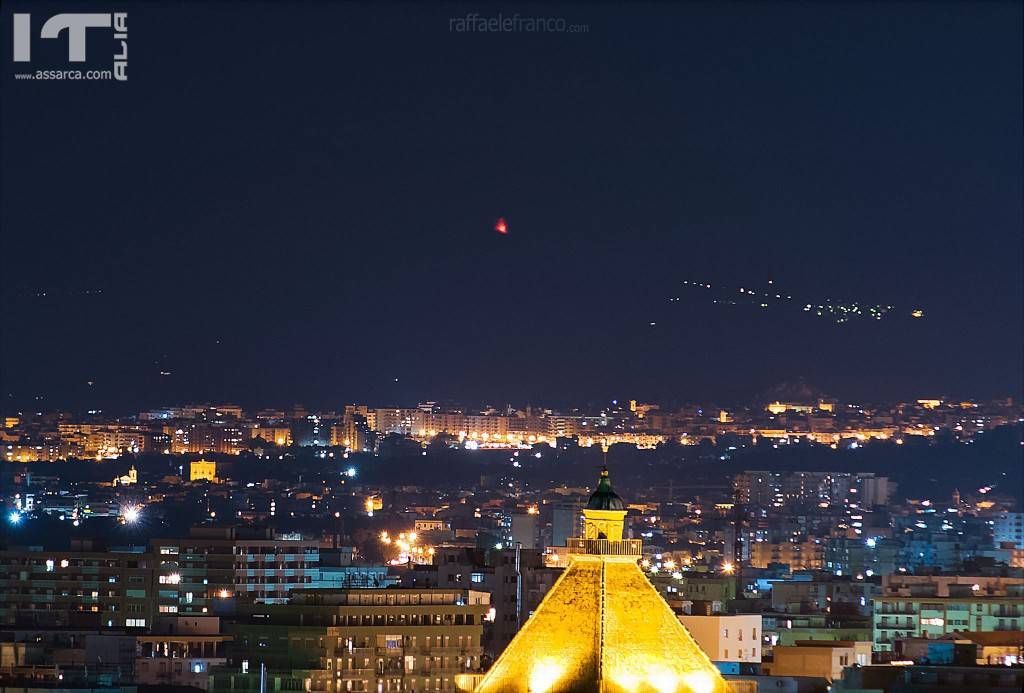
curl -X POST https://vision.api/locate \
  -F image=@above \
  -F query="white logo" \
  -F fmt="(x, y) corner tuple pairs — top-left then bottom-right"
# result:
(12, 12), (127, 81)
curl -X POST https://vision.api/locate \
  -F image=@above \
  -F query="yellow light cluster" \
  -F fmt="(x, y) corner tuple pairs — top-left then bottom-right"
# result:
(406, 429), (554, 447)
(364, 495), (383, 516)
(576, 433), (666, 451)
(380, 530), (435, 565)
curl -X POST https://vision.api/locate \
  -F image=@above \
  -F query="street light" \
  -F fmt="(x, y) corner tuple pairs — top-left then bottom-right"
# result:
(122, 504), (142, 524)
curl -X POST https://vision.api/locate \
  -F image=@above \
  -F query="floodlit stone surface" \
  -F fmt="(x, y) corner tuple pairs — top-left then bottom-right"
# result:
(477, 559), (601, 691)
(475, 556), (730, 693)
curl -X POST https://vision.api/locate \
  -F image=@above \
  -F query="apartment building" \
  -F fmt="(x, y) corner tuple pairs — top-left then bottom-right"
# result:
(151, 527), (321, 615)
(135, 616), (230, 688)
(768, 640), (872, 681)
(0, 542), (154, 630)
(872, 574), (1024, 652)
(678, 614), (762, 663)
(210, 588), (491, 693)
(749, 540), (824, 570)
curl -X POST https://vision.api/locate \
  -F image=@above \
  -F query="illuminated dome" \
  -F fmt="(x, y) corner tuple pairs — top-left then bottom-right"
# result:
(586, 467), (625, 511)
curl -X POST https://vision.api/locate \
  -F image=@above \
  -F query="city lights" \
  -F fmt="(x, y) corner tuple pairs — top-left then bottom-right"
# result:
(1, 5), (1018, 693)
(380, 531), (434, 565)
(120, 504), (142, 525)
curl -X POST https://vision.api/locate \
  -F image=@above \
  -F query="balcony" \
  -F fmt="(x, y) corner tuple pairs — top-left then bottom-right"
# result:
(421, 646), (484, 657)
(335, 647), (374, 657)
(338, 668), (373, 680)
(567, 538), (643, 557)
(876, 606), (917, 615)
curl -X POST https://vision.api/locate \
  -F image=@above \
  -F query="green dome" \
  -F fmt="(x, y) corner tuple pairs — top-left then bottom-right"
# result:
(587, 467), (625, 511)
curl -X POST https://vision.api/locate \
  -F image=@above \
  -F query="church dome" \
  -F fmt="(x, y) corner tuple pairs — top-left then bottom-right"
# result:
(587, 467), (625, 510)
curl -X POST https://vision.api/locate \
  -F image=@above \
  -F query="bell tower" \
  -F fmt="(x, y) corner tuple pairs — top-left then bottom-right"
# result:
(581, 467), (627, 540)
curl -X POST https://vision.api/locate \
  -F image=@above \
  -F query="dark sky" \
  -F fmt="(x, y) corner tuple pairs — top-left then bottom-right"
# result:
(2, 2), (1021, 412)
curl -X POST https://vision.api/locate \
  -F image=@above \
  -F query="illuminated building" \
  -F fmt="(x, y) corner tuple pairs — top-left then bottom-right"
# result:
(370, 408), (514, 439)
(953, 631), (1024, 666)
(993, 512), (1024, 549)
(770, 579), (878, 617)
(332, 415), (377, 452)
(631, 402), (660, 418)
(404, 546), (563, 656)
(575, 433), (667, 451)
(135, 616), (230, 688)
(151, 527), (320, 614)
(767, 640), (871, 681)
(168, 422), (247, 454)
(0, 541), (155, 629)
(469, 469), (738, 693)
(464, 414), (509, 438)
(824, 537), (899, 577)
(56, 422), (150, 458)
(765, 401), (815, 415)
(749, 541), (823, 571)
(189, 459), (218, 482)
(113, 465), (138, 486)
(545, 415), (578, 438)
(3, 441), (64, 462)
(210, 588), (490, 693)
(247, 424), (291, 447)
(677, 615), (761, 664)
(292, 414), (328, 446)
(674, 577), (737, 611)
(139, 404), (245, 421)
(992, 511), (1024, 567)
(734, 471), (893, 510)
(378, 529), (435, 566)
(871, 575), (1024, 652)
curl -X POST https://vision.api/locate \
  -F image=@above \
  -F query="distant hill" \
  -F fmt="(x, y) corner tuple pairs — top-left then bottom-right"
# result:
(755, 376), (831, 405)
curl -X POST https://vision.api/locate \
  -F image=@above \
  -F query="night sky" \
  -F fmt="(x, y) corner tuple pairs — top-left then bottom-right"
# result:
(2, 2), (1021, 412)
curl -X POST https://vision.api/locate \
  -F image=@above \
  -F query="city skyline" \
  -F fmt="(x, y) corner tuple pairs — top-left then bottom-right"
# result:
(1, 3), (1021, 691)
(3, 385), (1019, 421)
